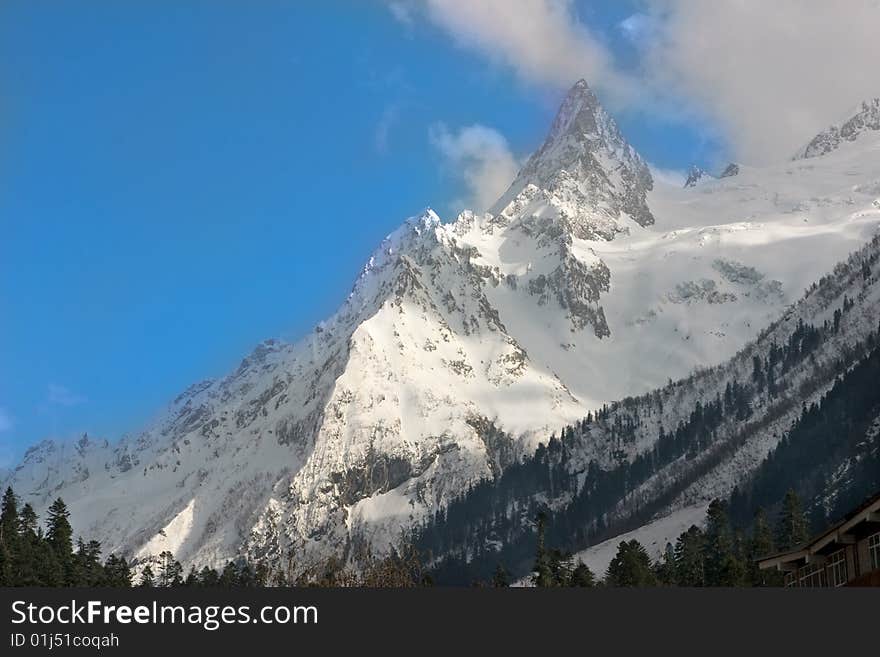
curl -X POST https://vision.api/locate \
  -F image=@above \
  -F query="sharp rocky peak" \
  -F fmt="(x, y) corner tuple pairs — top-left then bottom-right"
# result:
(490, 79), (654, 240)
(545, 79), (611, 145)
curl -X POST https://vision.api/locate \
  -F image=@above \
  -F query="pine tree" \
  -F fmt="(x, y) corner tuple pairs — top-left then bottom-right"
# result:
(219, 561), (238, 587)
(0, 487), (19, 541)
(75, 538), (104, 586)
(198, 565), (220, 586)
(569, 561), (595, 587)
(605, 540), (656, 586)
(653, 542), (676, 585)
(254, 561), (270, 587)
(138, 564), (155, 587)
(547, 548), (575, 586)
(236, 560), (257, 587)
(18, 504), (38, 536)
(0, 533), (10, 586)
(492, 564), (510, 587)
(703, 499), (744, 586)
(45, 499), (73, 555)
(0, 487), (20, 585)
(157, 551), (183, 587)
(748, 508), (781, 586)
(104, 555), (132, 587)
(531, 512), (554, 587)
(45, 498), (74, 584)
(184, 565), (199, 586)
(776, 489), (809, 550)
(674, 525), (705, 586)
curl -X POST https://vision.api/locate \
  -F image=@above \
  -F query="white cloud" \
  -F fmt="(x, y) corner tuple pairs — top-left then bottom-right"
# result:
(47, 383), (86, 408)
(648, 163), (687, 188)
(0, 407), (12, 433)
(389, 0), (638, 105)
(390, 1), (880, 164)
(429, 123), (520, 213)
(641, 0), (880, 163)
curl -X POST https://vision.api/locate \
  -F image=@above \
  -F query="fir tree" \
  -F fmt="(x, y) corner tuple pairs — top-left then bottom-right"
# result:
(219, 561), (238, 587)
(703, 499), (743, 586)
(492, 564), (510, 587)
(184, 565), (199, 586)
(198, 565), (220, 586)
(139, 564), (155, 587)
(157, 551), (183, 587)
(653, 542), (676, 585)
(605, 540), (656, 586)
(569, 561), (595, 587)
(18, 504), (38, 536)
(45, 498), (74, 584)
(673, 526), (705, 586)
(104, 555), (132, 587)
(531, 512), (554, 587)
(0, 487), (19, 541)
(75, 538), (105, 586)
(747, 508), (781, 586)
(0, 535), (10, 586)
(776, 489), (809, 550)
(46, 499), (73, 556)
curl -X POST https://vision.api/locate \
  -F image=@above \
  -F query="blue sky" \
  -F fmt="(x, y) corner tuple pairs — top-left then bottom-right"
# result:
(5, 0), (867, 466)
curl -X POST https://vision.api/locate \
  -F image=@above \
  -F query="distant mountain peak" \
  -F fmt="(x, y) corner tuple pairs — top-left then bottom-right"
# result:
(684, 165), (711, 188)
(719, 163), (740, 179)
(490, 79), (654, 240)
(795, 97), (880, 160)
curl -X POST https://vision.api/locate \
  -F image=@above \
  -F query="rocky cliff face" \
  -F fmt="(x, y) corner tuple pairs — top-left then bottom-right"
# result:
(5, 82), (880, 572)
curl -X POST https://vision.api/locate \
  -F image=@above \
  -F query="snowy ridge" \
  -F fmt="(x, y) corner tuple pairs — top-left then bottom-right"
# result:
(795, 97), (880, 160)
(4, 81), (880, 572)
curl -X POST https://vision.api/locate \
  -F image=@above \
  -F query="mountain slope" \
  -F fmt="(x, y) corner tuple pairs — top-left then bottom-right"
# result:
(4, 82), (880, 572)
(422, 233), (880, 582)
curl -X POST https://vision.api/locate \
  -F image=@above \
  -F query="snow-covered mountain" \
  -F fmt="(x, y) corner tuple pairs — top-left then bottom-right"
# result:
(683, 165), (711, 188)
(4, 81), (880, 572)
(795, 97), (880, 159)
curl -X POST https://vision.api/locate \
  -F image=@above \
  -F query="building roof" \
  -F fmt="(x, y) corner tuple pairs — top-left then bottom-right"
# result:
(757, 490), (880, 570)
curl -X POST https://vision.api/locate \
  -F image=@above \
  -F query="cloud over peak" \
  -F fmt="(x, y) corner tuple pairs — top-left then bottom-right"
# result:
(642, 0), (880, 163)
(390, 0), (880, 164)
(429, 123), (520, 213)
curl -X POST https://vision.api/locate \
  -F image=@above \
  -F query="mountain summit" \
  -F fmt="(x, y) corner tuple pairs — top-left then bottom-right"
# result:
(491, 79), (654, 241)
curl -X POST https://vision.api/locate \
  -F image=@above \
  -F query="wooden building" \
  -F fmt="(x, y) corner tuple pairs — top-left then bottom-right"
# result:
(758, 491), (880, 587)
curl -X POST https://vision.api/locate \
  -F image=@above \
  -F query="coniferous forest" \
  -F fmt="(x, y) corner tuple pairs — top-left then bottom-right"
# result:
(0, 485), (431, 587)
(0, 481), (823, 587)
